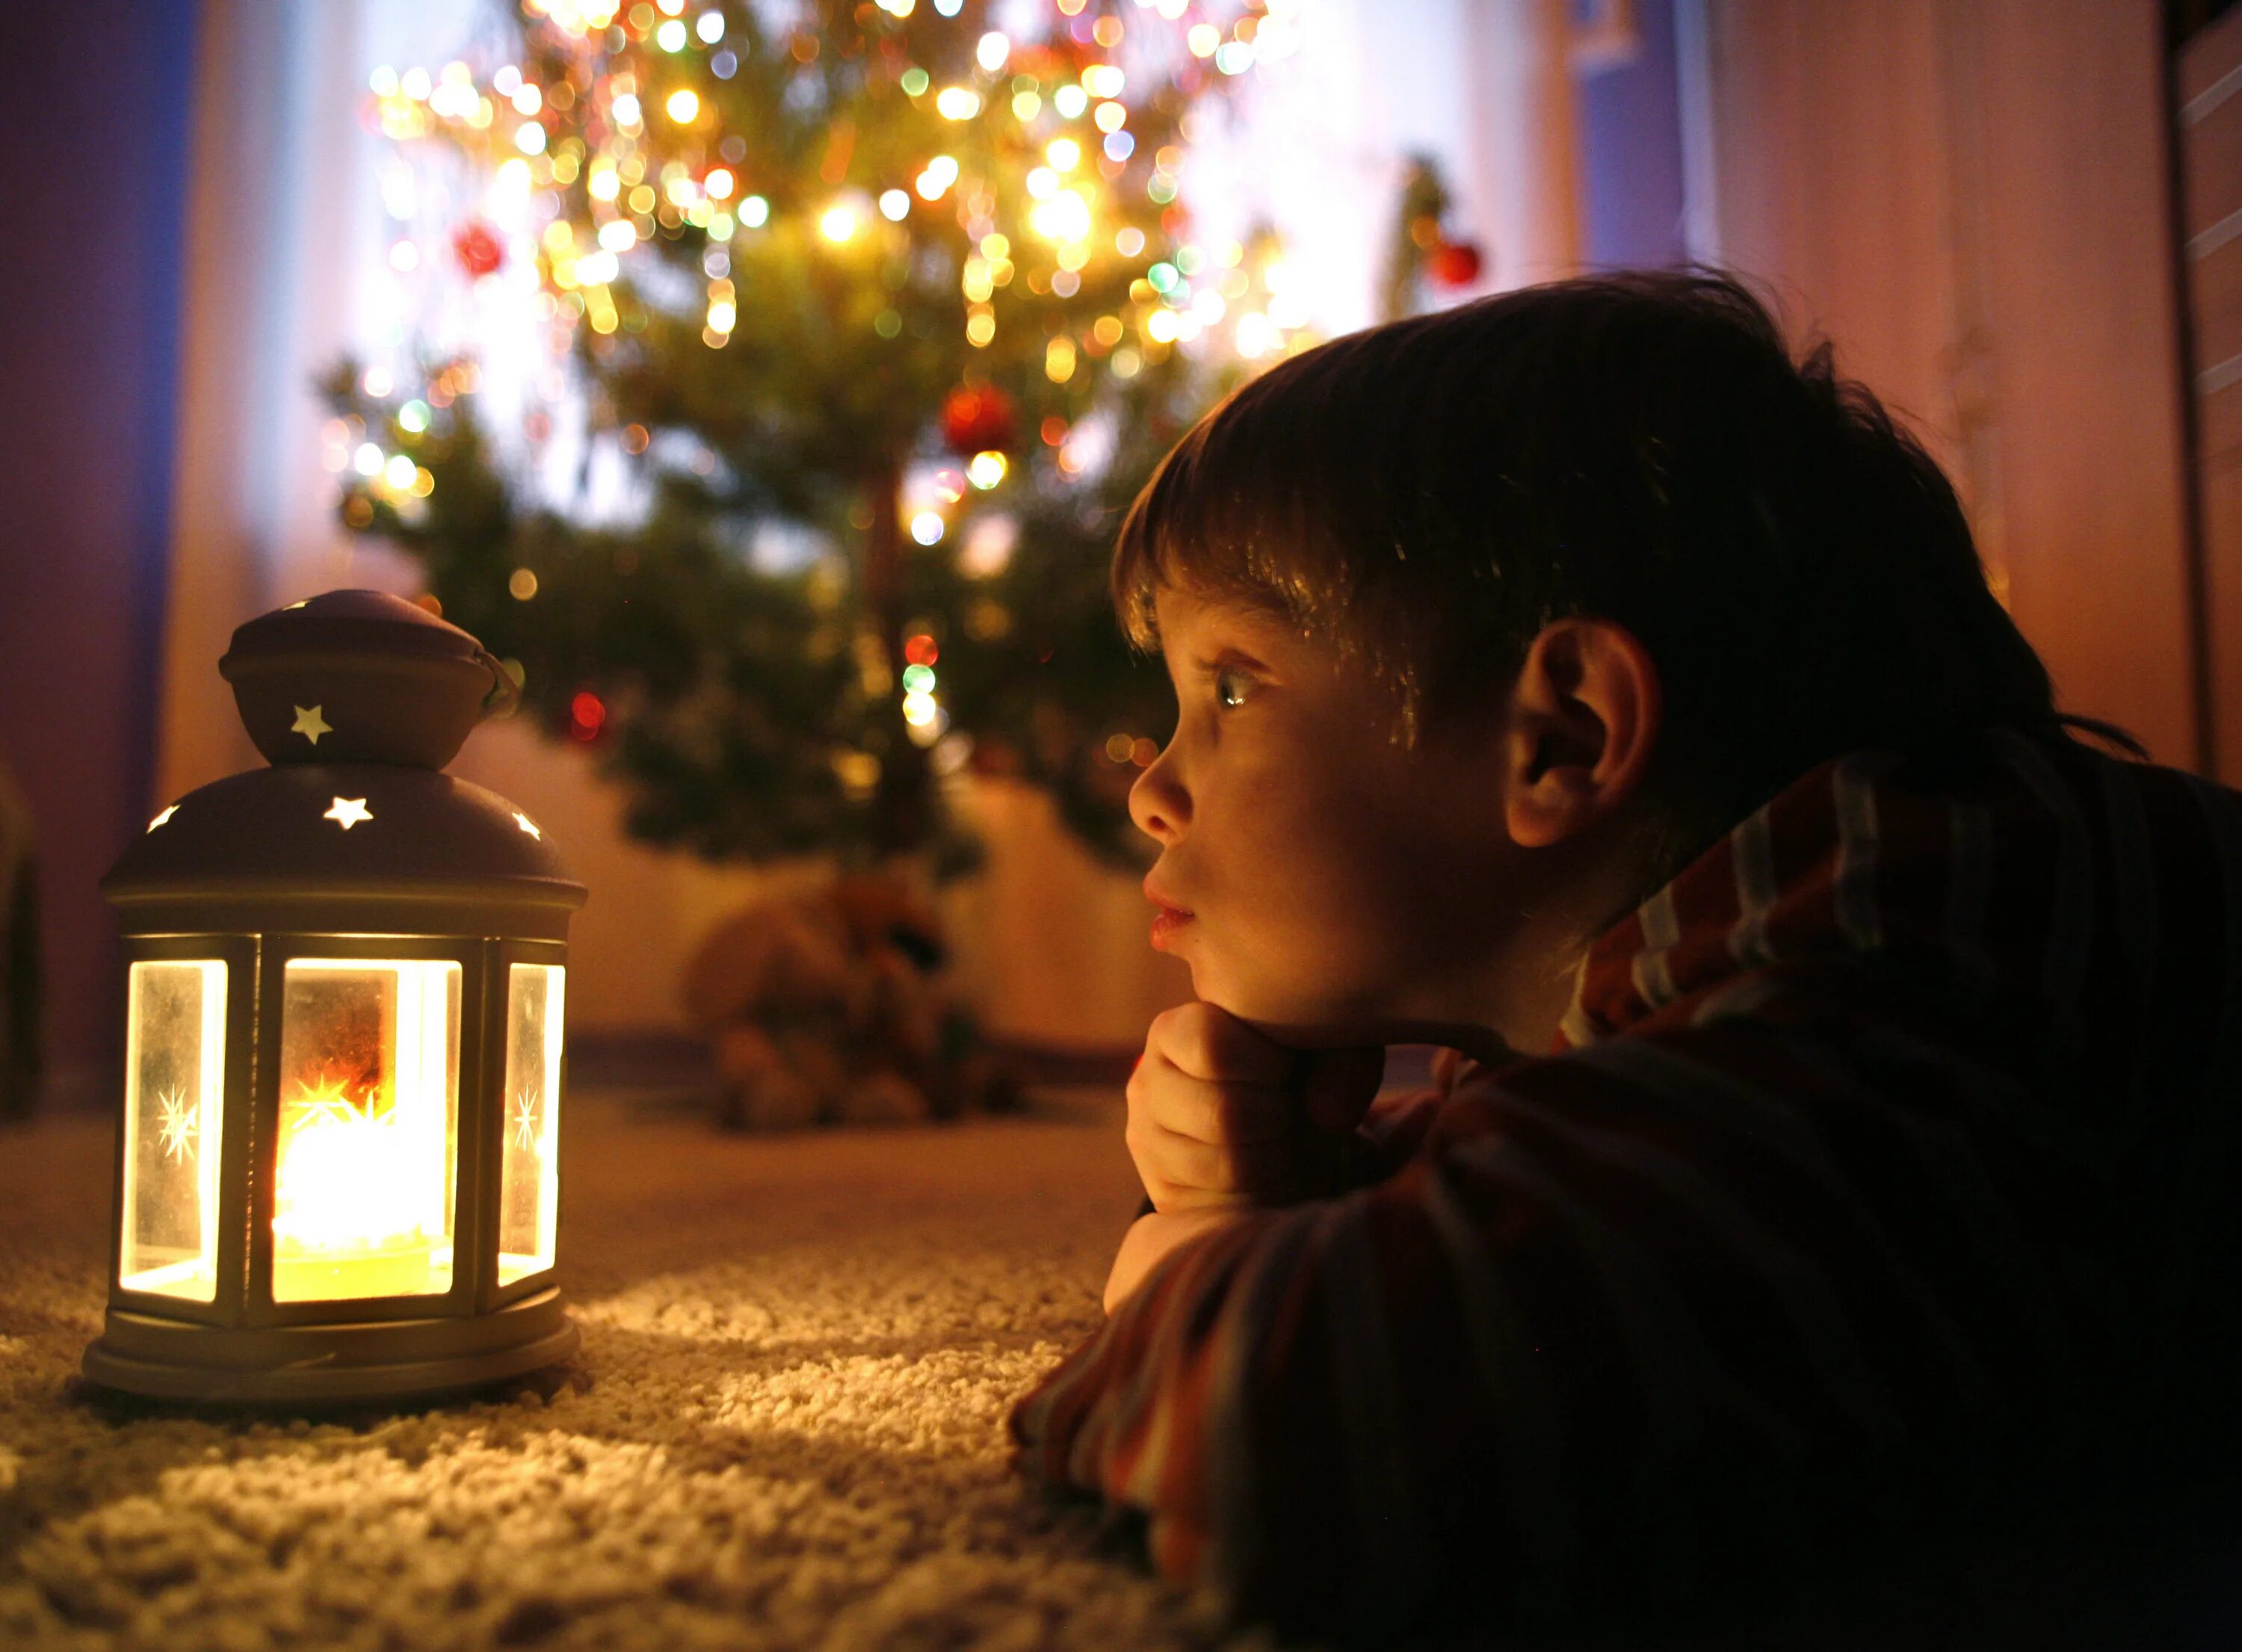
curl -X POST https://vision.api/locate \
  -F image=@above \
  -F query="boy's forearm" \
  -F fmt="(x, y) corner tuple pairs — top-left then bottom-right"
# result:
(1104, 1207), (1256, 1315)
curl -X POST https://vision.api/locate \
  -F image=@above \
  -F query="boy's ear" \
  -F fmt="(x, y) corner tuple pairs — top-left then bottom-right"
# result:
(1501, 617), (1662, 850)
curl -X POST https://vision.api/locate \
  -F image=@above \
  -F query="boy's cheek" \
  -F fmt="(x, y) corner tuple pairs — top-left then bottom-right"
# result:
(1199, 885), (1424, 1024)
(1186, 782), (1445, 1012)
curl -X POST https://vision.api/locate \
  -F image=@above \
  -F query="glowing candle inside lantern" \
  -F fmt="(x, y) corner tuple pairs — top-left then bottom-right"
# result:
(271, 959), (461, 1302)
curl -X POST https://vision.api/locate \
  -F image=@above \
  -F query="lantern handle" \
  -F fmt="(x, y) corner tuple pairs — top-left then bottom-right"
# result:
(476, 646), (522, 719)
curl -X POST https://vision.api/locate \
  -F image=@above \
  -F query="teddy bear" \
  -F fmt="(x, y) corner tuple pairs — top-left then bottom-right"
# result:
(682, 870), (1023, 1131)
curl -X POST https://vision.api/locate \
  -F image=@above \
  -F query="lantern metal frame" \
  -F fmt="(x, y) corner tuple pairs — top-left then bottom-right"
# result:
(83, 931), (580, 1405)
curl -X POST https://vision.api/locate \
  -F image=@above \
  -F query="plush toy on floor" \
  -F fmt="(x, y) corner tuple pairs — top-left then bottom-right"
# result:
(682, 871), (1023, 1131)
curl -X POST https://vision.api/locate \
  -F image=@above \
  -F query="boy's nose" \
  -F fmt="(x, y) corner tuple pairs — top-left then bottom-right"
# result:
(1128, 749), (1188, 844)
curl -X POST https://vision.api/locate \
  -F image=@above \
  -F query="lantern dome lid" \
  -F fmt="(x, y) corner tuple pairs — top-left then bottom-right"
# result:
(223, 588), (489, 668)
(220, 590), (519, 770)
(104, 761), (585, 915)
(110, 590), (580, 935)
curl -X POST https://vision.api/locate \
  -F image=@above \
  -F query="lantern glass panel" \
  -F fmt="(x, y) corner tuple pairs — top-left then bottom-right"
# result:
(120, 960), (228, 1301)
(272, 959), (461, 1302)
(498, 962), (563, 1284)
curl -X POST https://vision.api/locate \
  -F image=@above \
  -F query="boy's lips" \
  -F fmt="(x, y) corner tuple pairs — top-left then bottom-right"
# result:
(1144, 882), (1194, 950)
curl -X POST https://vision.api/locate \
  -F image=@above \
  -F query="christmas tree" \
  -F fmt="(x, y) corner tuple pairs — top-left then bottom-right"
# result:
(325, 0), (1309, 874)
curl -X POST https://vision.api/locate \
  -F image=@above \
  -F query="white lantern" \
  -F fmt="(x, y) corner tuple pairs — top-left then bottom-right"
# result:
(84, 591), (587, 1404)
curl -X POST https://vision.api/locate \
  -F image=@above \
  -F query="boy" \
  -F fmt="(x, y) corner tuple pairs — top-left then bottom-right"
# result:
(1005, 273), (2242, 1643)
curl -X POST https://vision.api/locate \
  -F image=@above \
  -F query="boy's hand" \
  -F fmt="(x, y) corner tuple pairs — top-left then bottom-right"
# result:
(1125, 1002), (1384, 1213)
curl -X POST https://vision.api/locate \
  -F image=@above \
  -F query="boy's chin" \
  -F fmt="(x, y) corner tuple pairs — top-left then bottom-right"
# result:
(1189, 967), (1379, 1044)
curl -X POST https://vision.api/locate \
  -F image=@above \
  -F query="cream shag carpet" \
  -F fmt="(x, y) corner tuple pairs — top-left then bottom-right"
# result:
(0, 1089), (1259, 1652)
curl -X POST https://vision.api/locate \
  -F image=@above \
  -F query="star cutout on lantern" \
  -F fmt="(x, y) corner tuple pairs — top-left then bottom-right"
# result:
(291, 704), (333, 745)
(512, 1089), (540, 1151)
(155, 1086), (195, 1163)
(513, 811), (542, 839)
(146, 805), (178, 832)
(286, 1078), (365, 1130)
(324, 796), (372, 830)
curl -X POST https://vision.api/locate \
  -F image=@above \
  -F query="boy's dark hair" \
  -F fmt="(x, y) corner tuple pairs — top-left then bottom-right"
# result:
(1111, 269), (2137, 870)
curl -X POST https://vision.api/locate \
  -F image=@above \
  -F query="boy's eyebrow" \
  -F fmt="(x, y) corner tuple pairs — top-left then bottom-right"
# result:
(1187, 645), (1272, 674)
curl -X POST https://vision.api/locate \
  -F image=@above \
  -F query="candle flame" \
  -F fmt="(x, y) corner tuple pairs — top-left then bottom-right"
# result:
(272, 1077), (431, 1253)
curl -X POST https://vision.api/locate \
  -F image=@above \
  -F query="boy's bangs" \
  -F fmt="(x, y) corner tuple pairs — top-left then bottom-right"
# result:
(1109, 395), (1365, 657)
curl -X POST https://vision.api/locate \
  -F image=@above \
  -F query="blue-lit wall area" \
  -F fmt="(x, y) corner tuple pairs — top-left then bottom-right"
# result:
(1573, 0), (1690, 270)
(0, 1), (199, 1098)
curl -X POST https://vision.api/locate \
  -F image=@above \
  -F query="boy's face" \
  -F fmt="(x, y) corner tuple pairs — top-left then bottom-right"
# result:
(1131, 582), (1525, 1039)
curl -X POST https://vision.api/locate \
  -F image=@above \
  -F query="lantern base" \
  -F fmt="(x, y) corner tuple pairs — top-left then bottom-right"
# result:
(79, 1285), (580, 1406)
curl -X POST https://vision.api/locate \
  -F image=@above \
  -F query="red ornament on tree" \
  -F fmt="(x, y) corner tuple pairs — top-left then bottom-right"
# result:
(940, 383), (1019, 455)
(1427, 239), (1484, 288)
(567, 689), (606, 743)
(452, 220), (506, 279)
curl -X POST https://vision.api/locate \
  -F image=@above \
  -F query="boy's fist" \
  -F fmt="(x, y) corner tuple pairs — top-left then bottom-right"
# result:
(1125, 1002), (1384, 1213)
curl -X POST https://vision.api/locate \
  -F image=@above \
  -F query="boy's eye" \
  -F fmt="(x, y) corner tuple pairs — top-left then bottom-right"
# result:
(1213, 665), (1256, 710)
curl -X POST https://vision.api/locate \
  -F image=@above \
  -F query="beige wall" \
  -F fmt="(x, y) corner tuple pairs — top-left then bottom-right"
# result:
(1696, 0), (2202, 768)
(444, 723), (1196, 1045)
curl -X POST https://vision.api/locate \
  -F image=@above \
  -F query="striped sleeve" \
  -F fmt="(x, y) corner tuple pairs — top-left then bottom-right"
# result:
(1007, 1015), (2109, 1641)
(1336, 1082), (1450, 1191)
